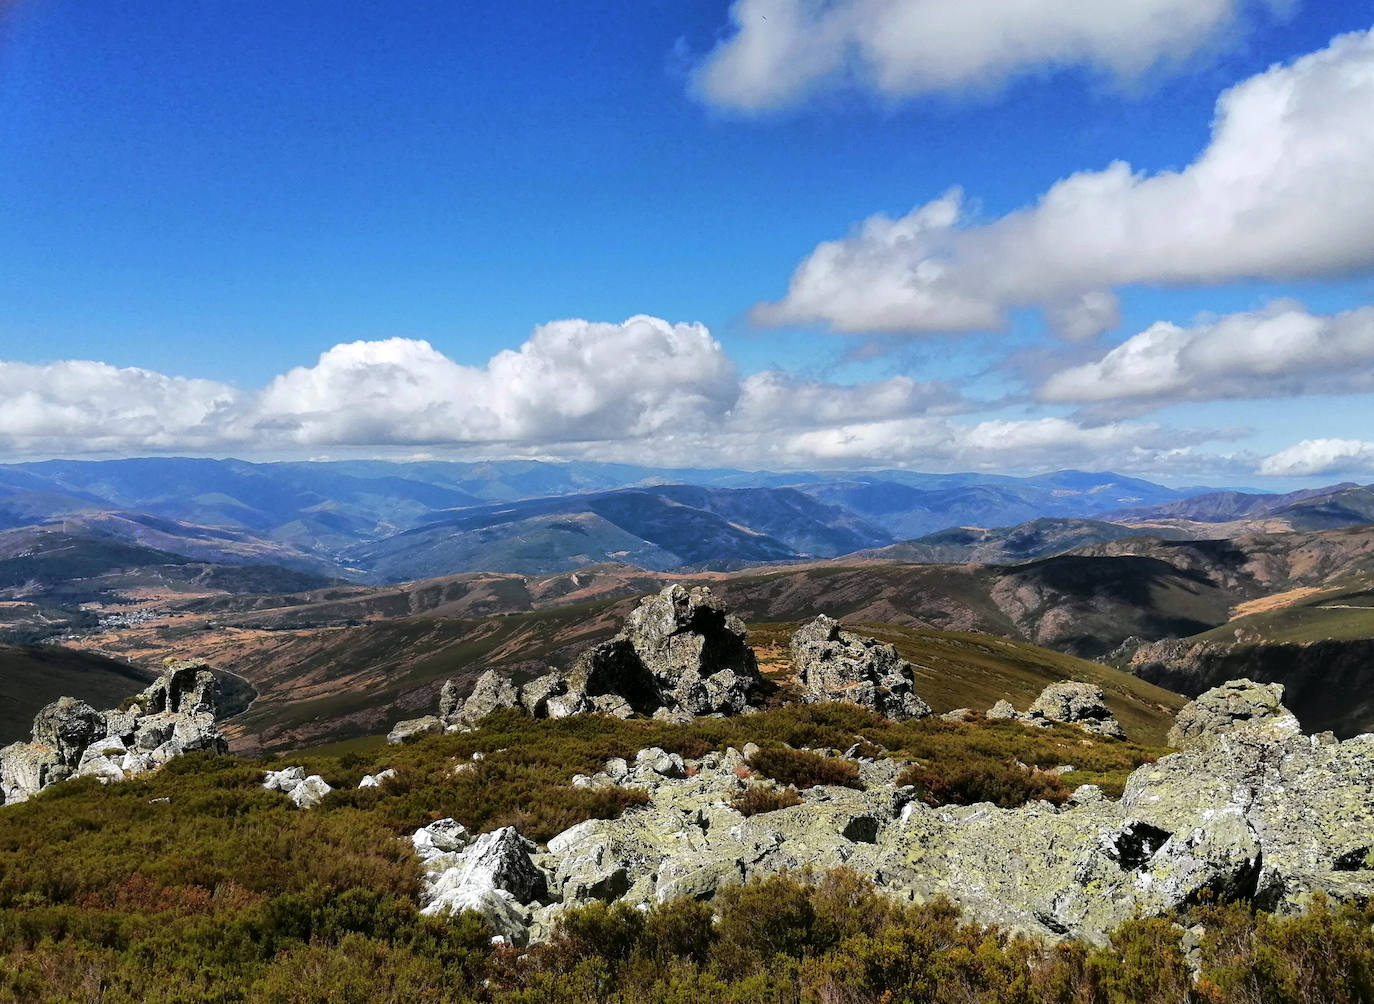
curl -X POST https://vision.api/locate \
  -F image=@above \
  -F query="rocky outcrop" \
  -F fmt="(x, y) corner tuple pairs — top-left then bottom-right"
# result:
(263, 766), (334, 808)
(411, 819), (551, 945)
(1024, 682), (1125, 738)
(790, 615), (931, 721)
(1165, 678), (1300, 750)
(387, 715), (444, 745)
(393, 586), (766, 741)
(417, 679), (1373, 947)
(0, 660), (230, 807)
(982, 682), (1126, 739)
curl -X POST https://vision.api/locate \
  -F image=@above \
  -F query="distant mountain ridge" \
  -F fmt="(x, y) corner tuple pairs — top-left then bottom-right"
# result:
(1, 457), (1370, 584)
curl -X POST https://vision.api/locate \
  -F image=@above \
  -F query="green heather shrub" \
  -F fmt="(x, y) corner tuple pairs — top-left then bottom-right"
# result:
(729, 784), (803, 816)
(897, 759), (1073, 808)
(11, 704), (1362, 1003)
(745, 746), (861, 789)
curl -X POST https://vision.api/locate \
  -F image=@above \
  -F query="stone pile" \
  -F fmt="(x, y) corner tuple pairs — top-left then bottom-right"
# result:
(789, 614), (932, 720)
(411, 680), (1374, 947)
(0, 660), (230, 806)
(262, 766), (334, 808)
(390, 585), (765, 741)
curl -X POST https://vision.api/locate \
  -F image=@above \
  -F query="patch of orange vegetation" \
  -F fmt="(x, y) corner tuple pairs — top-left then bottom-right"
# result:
(1230, 586), (1328, 620)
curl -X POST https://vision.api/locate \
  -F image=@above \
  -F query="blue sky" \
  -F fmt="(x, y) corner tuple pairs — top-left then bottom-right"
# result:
(2, 0), (1374, 484)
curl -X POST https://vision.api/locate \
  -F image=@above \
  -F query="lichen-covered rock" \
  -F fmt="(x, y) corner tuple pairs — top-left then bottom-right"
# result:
(263, 766), (333, 808)
(1, 663), (231, 807)
(140, 661), (221, 717)
(387, 715), (443, 745)
(451, 670), (522, 727)
(358, 768), (397, 788)
(1166, 678), (1300, 750)
(430, 585), (765, 732)
(0, 742), (66, 805)
(32, 698), (107, 763)
(438, 679), (461, 721)
(523, 682), (1374, 946)
(518, 674), (567, 717)
(790, 615), (931, 721)
(1025, 682), (1125, 739)
(416, 825), (549, 945)
(987, 700), (1018, 720)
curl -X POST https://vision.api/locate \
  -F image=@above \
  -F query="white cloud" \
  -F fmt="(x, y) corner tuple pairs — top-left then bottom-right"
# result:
(1040, 302), (1374, 409)
(755, 27), (1374, 335)
(0, 317), (965, 462)
(0, 318), (1236, 476)
(780, 415), (1194, 471)
(731, 371), (962, 430)
(1259, 438), (1374, 476)
(256, 316), (741, 446)
(0, 360), (242, 455)
(694, 0), (1283, 112)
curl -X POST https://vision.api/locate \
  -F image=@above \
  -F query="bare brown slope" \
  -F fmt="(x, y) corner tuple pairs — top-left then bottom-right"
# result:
(54, 524), (1374, 752)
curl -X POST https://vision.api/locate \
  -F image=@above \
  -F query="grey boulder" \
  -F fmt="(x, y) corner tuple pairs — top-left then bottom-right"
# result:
(790, 615), (931, 721)
(1166, 678), (1300, 750)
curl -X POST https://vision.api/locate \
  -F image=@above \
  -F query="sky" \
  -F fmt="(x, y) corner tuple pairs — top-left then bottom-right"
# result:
(2, 0), (1374, 486)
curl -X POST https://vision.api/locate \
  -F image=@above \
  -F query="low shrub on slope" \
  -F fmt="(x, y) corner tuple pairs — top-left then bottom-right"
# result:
(0, 706), (1366, 1001)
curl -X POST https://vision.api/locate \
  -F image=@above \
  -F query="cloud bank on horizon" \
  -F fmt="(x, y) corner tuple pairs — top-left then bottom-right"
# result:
(1, 317), (1201, 475)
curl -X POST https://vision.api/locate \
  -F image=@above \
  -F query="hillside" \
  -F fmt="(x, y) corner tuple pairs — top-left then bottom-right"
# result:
(60, 574), (1186, 752)
(1106, 481), (1374, 531)
(0, 644), (156, 742)
(1119, 573), (1374, 737)
(849, 517), (1186, 564)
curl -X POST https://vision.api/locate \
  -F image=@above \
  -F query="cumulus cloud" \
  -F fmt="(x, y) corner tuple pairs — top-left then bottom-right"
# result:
(0, 317), (961, 461)
(755, 27), (1374, 335)
(731, 371), (962, 431)
(694, 0), (1284, 112)
(0, 316), (1237, 476)
(256, 316), (741, 446)
(0, 361), (242, 455)
(1259, 438), (1374, 476)
(1039, 302), (1374, 411)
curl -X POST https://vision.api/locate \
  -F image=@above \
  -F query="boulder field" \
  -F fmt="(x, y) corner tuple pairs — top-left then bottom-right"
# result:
(406, 679), (1374, 947)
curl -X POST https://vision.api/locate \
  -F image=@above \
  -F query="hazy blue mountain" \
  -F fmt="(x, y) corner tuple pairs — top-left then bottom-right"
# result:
(0, 457), (1283, 581)
(799, 471), (1190, 539)
(353, 484), (890, 580)
(1105, 482), (1370, 526)
(851, 518), (1186, 565)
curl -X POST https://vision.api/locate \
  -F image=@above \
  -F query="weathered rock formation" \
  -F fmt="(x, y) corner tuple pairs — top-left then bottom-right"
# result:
(983, 682), (1126, 738)
(392, 586), (765, 741)
(1024, 681), (1126, 738)
(1165, 678), (1299, 750)
(789, 615), (931, 721)
(1128, 637), (1374, 740)
(414, 680), (1374, 947)
(0, 660), (230, 806)
(411, 819), (551, 945)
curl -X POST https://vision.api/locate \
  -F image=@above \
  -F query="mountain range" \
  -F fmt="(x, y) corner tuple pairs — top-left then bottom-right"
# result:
(0, 457), (1262, 581)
